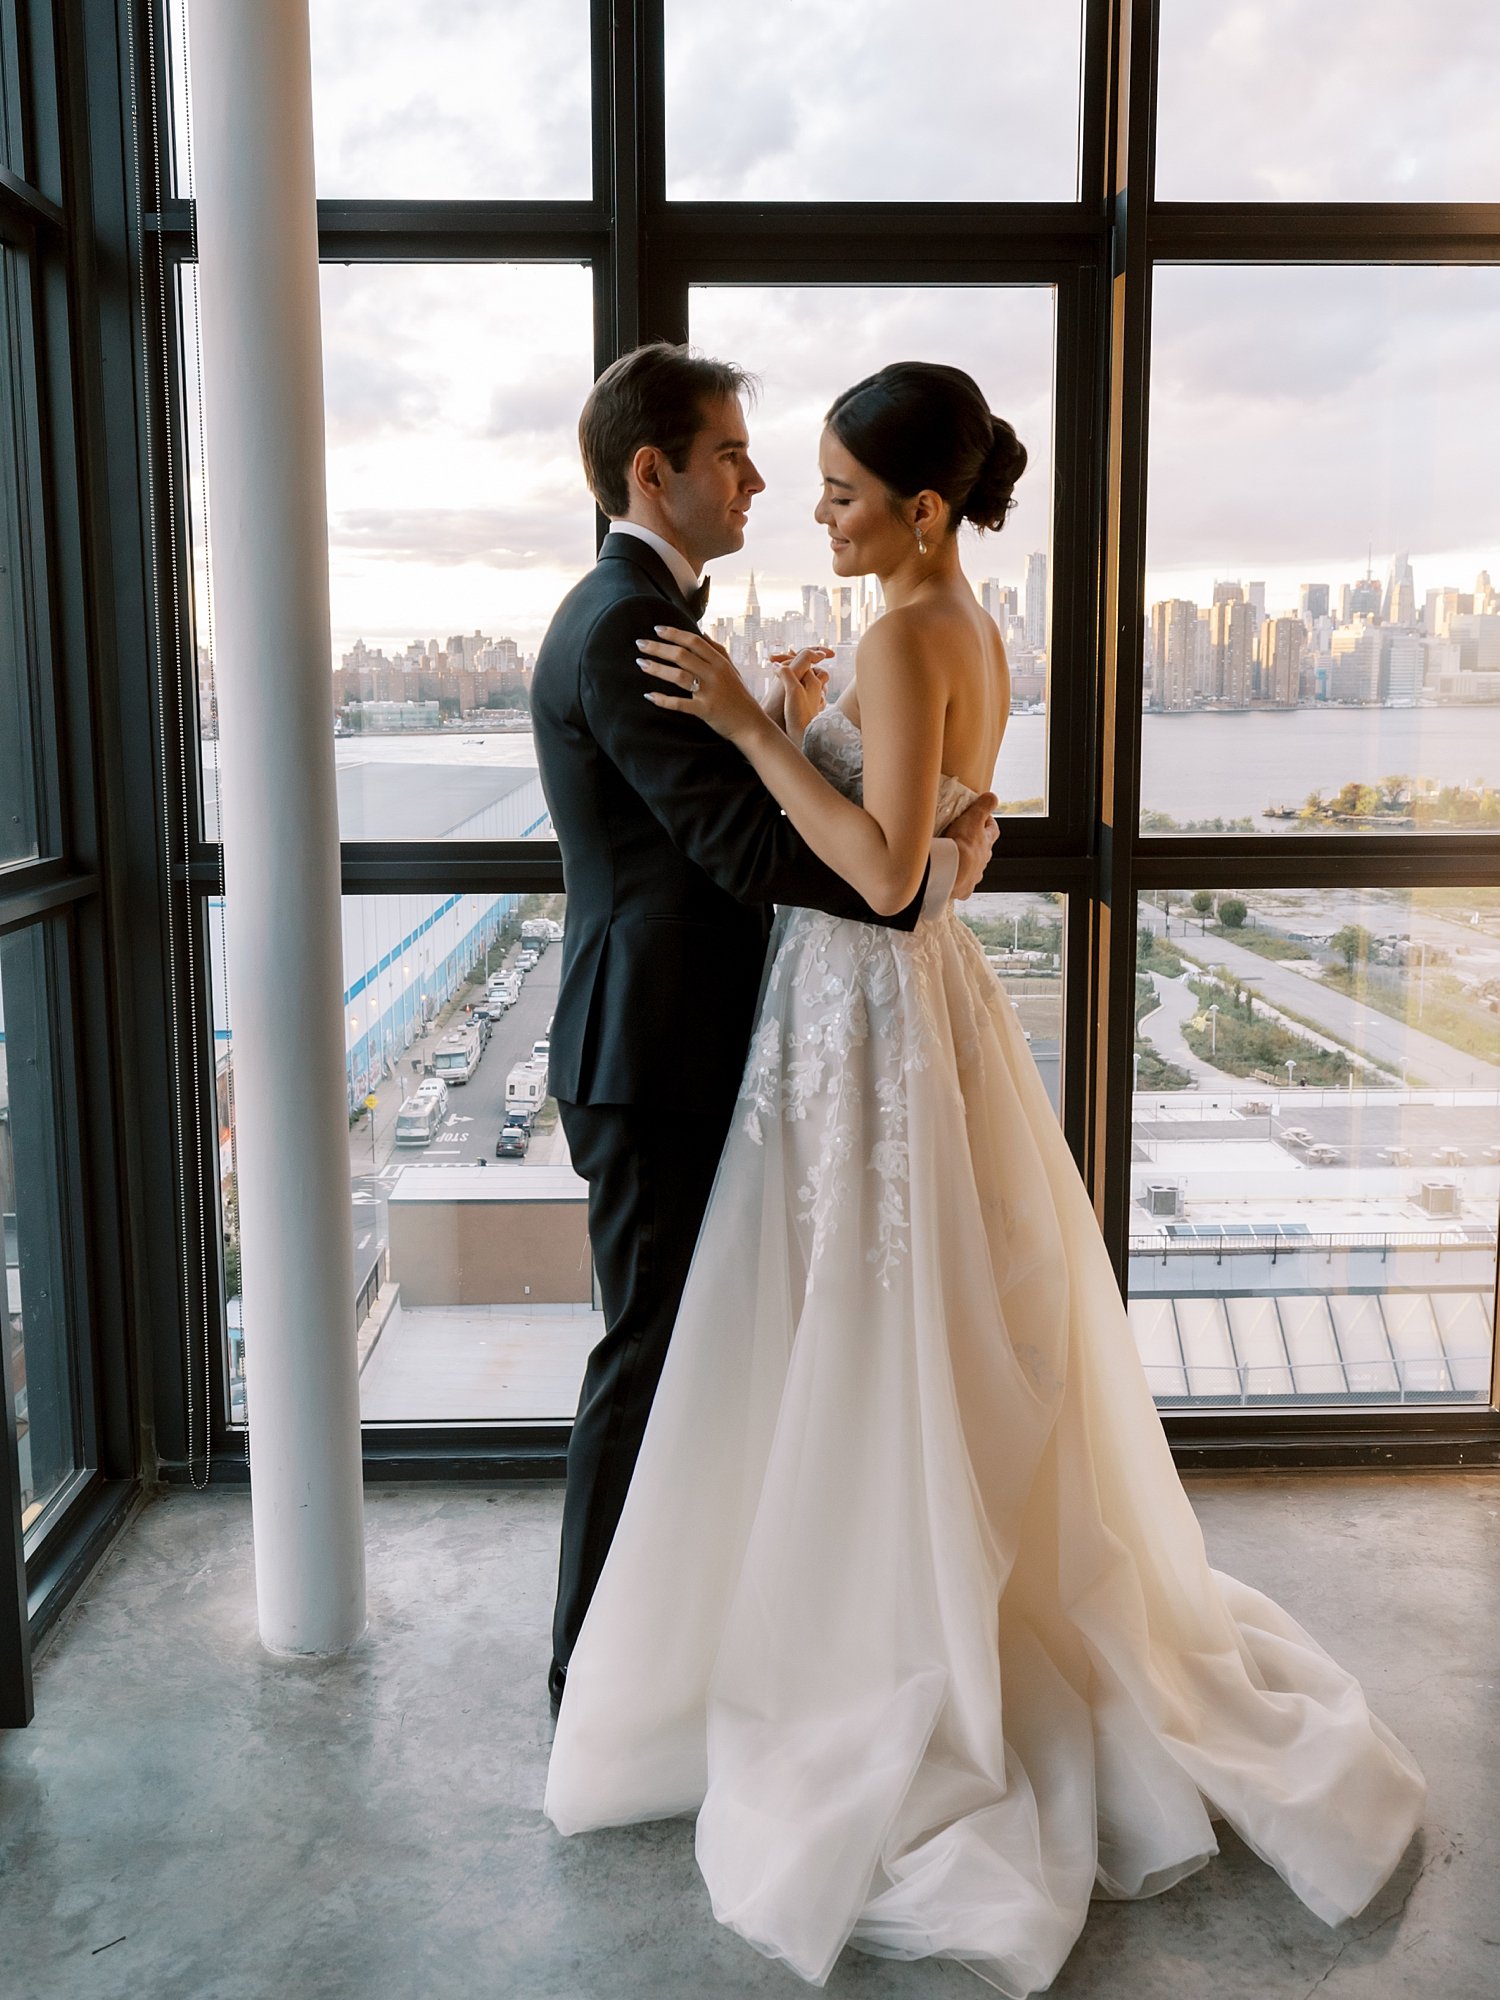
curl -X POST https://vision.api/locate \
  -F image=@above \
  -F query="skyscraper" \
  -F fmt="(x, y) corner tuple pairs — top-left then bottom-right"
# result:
(1259, 616), (1306, 708)
(1208, 594), (1254, 706)
(1150, 599), (1198, 712)
(1299, 583), (1330, 625)
(1024, 552), (1047, 650)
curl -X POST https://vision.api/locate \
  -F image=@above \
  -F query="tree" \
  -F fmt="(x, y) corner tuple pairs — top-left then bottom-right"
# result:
(1217, 897), (1248, 929)
(1330, 924), (1372, 971)
(1190, 891), (1215, 923)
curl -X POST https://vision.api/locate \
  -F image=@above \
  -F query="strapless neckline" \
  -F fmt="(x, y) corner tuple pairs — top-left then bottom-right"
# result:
(804, 706), (982, 830)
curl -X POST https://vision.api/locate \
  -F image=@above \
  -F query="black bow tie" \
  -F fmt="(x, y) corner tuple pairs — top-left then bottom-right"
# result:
(686, 577), (711, 623)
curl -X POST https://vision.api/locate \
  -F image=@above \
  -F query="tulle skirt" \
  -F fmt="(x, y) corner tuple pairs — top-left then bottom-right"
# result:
(545, 905), (1424, 1994)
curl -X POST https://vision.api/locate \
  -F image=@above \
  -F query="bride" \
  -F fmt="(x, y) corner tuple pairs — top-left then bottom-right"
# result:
(543, 360), (1424, 1994)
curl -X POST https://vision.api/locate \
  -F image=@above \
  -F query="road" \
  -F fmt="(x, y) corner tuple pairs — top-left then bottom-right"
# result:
(347, 938), (568, 1294)
(1140, 906), (1500, 1092)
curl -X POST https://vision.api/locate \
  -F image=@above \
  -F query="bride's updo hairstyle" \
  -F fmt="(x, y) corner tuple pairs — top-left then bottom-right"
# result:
(825, 362), (1027, 535)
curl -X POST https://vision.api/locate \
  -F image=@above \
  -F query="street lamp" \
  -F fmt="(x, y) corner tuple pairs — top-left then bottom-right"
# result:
(1285, 1059), (1296, 1088)
(1012, 913), (1021, 953)
(1207, 1001), (1219, 1055)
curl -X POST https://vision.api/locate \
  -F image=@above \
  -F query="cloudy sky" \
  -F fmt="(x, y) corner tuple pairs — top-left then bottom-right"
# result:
(170, 0), (1499, 659)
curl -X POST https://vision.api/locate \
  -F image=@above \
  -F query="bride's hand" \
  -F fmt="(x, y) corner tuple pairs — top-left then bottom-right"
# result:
(770, 648), (833, 740)
(639, 627), (767, 745)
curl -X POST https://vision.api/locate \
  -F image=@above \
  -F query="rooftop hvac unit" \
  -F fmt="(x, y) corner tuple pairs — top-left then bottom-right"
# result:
(1146, 1183), (1183, 1218)
(1418, 1180), (1460, 1218)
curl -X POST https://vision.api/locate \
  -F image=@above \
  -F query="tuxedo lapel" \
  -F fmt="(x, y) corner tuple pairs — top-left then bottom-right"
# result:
(598, 531), (702, 628)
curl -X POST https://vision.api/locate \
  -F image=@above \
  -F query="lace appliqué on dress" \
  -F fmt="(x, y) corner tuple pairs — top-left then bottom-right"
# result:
(736, 709), (973, 1287)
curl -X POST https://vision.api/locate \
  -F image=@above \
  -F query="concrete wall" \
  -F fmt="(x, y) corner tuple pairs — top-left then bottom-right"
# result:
(388, 1195), (592, 1307)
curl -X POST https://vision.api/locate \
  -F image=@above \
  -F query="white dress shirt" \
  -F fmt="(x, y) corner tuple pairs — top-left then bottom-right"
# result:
(603, 520), (959, 913)
(608, 519), (703, 603)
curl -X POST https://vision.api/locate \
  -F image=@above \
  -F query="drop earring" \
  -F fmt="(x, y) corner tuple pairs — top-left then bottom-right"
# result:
(915, 525), (927, 555)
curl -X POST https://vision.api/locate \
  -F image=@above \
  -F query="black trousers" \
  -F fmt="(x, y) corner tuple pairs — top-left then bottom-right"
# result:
(553, 1090), (739, 1676)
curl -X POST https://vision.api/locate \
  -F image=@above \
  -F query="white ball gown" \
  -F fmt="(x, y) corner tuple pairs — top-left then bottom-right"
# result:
(544, 707), (1424, 1995)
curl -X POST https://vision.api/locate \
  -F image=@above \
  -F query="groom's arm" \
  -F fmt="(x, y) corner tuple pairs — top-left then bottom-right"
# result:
(580, 596), (926, 929)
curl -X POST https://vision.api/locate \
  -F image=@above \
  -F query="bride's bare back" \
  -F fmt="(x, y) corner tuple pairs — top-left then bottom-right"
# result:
(841, 580), (1010, 798)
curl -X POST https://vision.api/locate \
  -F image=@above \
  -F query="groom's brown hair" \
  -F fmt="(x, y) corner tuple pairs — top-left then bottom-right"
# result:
(580, 342), (753, 518)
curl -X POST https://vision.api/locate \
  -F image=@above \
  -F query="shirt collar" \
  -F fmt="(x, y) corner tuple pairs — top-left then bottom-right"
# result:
(607, 520), (703, 602)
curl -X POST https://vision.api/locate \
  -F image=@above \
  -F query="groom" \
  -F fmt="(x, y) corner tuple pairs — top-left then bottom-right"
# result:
(531, 343), (998, 1716)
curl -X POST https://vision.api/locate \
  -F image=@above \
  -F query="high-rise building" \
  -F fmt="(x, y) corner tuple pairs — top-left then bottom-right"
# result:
(1024, 552), (1048, 649)
(830, 585), (853, 644)
(1382, 553), (1414, 621)
(1329, 622), (1383, 702)
(1212, 579), (1243, 606)
(1259, 616), (1306, 707)
(1208, 594), (1254, 706)
(1381, 633), (1423, 703)
(981, 578), (1017, 626)
(1299, 583), (1330, 625)
(1150, 599), (1198, 712)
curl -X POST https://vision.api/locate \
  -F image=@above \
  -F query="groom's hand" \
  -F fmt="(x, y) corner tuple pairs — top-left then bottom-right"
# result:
(943, 793), (999, 899)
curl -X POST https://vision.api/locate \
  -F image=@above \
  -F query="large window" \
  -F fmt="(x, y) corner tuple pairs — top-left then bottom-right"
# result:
(145, 0), (1497, 1479)
(1141, 265), (1500, 838)
(1129, 888), (1498, 1404)
(690, 285), (1057, 814)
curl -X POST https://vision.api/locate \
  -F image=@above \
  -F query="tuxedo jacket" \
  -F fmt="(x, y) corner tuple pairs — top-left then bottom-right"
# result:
(531, 532), (925, 1108)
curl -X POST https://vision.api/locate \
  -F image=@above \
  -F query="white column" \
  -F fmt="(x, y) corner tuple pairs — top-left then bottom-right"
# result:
(187, 0), (365, 1654)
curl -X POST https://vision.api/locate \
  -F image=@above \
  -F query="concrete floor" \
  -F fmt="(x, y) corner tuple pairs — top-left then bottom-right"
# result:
(2, 1474), (1497, 2000)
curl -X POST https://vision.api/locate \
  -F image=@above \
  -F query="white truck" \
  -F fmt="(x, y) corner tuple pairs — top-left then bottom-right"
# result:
(505, 1062), (548, 1124)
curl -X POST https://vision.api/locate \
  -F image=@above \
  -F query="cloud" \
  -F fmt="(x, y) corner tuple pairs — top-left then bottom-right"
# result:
(1156, 0), (1500, 199)
(331, 504), (590, 570)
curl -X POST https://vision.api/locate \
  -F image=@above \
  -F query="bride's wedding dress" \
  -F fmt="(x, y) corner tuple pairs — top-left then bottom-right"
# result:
(545, 707), (1424, 1995)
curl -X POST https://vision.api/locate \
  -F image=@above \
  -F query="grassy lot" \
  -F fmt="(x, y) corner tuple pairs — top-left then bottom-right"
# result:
(1205, 925), (1314, 962)
(1181, 976), (1370, 1085)
(1322, 963), (1500, 1068)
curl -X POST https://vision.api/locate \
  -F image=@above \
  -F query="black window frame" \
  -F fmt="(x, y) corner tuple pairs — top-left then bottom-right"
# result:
(1, 0), (148, 1726)
(130, 0), (1497, 1488)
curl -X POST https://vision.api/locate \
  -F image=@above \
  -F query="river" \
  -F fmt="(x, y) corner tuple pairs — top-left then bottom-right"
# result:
(991, 704), (1500, 830)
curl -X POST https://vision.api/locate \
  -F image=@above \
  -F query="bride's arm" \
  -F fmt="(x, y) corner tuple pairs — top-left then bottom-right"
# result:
(639, 614), (945, 918)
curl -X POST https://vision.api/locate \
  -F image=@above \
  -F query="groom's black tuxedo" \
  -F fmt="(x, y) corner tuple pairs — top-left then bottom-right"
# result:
(532, 532), (925, 1684)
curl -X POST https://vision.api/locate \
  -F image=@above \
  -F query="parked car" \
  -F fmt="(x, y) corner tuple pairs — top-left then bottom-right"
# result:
(495, 1123), (530, 1159)
(531, 1037), (551, 1065)
(516, 949), (539, 973)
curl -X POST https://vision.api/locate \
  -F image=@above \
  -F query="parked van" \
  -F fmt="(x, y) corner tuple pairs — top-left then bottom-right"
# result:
(413, 1075), (449, 1115)
(433, 1021), (483, 1084)
(394, 1095), (444, 1147)
(505, 1063), (548, 1122)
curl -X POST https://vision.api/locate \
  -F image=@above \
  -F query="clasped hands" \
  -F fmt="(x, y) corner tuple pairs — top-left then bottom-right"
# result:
(639, 625), (997, 899)
(639, 627), (829, 742)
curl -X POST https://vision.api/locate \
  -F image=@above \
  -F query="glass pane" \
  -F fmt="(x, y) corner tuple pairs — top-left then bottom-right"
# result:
(214, 892), (588, 1426)
(1142, 265), (1500, 836)
(0, 253), (39, 870)
(1129, 888), (1499, 1408)
(0, 927), (78, 1536)
(958, 894), (1067, 1120)
(168, 0), (591, 199)
(189, 263), (595, 843)
(665, 0), (1083, 201)
(1157, 1), (1500, 202)
(690, 285), (1056, 815)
